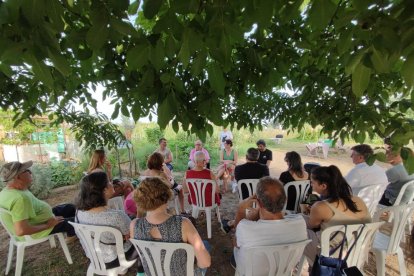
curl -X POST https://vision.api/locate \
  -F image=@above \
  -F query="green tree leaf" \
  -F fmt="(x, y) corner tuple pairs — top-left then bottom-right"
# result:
(112, 103), (120, 120)
(402, 52), (414, 88)
(47, 48), (71, 76)
(352, 63), (371, 97)
(208, 63), (225, 96)
(370, 47), (390, 74)
(128, 0), (140, 15)
(307, 0), (337, 30)
(143, 0), (163, 19)
(126, 44), (150, 70)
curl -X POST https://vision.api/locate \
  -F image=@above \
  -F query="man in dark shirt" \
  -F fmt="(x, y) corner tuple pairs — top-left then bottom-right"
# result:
(256, 139), (272, 167)
(235, 148), (270, 198)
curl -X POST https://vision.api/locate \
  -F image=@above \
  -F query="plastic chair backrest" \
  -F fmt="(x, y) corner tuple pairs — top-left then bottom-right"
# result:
(69, 222), (129, 274)
(393, 180), (414, 206)
(373, 202), (414, 254)
(107, 196), (124, 211)
(0, 207), (20, 241)
(130, 239), (195, 276)
(283, 180), (310, 213)
(237, 179), (260, 201)
(240, 240), (311, 276)
(320, 222), (384, 269)
(186, 178), (216, 208)
(358, 184), (385, 216)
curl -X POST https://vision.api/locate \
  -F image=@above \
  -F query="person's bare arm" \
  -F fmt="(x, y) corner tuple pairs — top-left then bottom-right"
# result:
(182, 218), (211, 268)
(14, 217), (62, 236)
(307, 201), (329, 229)
(219, 150), (224, 163)
(165, 151), (173, 164)
(210, 171), (220, 193)
(266, 160), (271, 167)
(129, 218), (138, 238)
(234, 195), (258, 228)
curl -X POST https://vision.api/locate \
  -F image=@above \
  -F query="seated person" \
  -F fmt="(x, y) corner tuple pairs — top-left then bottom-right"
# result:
(216, 139), (238, 193)
(185, 151), (221, 207)
(379, 148), (414, 206)
(256, 139), (272, 167)
(130, 177), (211, 274)
(188, 140), (211, 169)
(154, 138), (174, 171)
(0, 161), (76, 241)
(112, 178), (134, 198)
(87, 149), (113, 181)
(235, 148), (269, 199)
(141, 152), (185, 213)
(75, 171), (140, 270)
(279, 151), (309, 211)
(303, 166), (371, 265)
(232, 177), (307, 274)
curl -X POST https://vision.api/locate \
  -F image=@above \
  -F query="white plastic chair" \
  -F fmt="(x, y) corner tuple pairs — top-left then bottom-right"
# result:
(371, 202), (414, 276)
(130, 239), (195, 276)
(320, 222), (384, 270)
(237, 179), (260, 201)
(234, 239), (311, 276)
(69, 222), (137, 276)
(140, 175), (180, 214)
(186, 178), (222, 239)
(0, 207), (73, 276)
(358, 184), (386, 217)
(283, 180), (310, 213)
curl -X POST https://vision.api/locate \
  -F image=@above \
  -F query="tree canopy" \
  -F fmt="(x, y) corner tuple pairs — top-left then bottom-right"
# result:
(0, 0), (413, 167)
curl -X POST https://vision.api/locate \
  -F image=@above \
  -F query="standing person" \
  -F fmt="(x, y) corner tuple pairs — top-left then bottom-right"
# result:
(219, 127), (233, 150)
(155, 138), (174, 172)
(0, 161), (76, 241)
(303, 165), (371, 265)
(131, 177), (211, 275)
(235, 148), (269, 198)
(188, 140), (211, 169)
(216, 139), (238, 193)
(344, 144), (388, 195)
(256, 139), (272, 167)
(379, 148), (414, 206)
(231, 177), (307, 274)
(88, 149), (112, 181)
(75, 172), (141, 271)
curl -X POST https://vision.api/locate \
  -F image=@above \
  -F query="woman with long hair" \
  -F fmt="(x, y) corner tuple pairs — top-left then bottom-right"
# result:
(303, 165), (371, 264)
(141, 152), (185, 213)
(87, 149), (112, 181)
(130, 177), (210, 274)
(75, 172), (141, 271)
(279, 151), (309, 211)
(216, 139), (238, 193)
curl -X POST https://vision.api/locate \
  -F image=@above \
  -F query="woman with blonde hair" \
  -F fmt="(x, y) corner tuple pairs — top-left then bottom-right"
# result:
(130, 177), (210, 274)
(87, 149), (112, 181)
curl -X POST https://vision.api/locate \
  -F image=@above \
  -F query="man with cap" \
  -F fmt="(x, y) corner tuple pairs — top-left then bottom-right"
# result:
(0, 161), (76, 241)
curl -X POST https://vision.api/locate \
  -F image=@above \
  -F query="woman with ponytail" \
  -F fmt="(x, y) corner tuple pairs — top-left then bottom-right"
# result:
(303, 165), (371, 265)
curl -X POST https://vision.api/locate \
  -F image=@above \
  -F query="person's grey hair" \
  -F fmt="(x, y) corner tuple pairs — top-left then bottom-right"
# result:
(194, 151), (206, 162)
(246, 148), (260, 161)
(256, 176), (286, 213)
(351, 144), (373, 160)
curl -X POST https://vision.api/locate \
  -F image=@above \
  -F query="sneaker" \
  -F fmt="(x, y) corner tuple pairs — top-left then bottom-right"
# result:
(65, 235), (78, 244)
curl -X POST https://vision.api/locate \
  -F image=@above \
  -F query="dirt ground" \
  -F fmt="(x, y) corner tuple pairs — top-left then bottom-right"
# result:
(1, 140), (413, 275)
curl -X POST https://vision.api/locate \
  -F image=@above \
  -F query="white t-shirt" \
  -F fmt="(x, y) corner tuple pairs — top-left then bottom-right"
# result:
(234, 214), (307, 276)
(344, 162), (388, 196)
(219, 130), (233, 149)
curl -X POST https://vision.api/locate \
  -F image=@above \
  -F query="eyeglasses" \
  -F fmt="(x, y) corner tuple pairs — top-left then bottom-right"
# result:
(195, 144), (201, 146)
(22, 169), (32, 174)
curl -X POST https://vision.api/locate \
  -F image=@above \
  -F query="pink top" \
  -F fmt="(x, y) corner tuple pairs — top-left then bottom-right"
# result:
(189, 148), (210, 162)
(124, 192), (136, 216)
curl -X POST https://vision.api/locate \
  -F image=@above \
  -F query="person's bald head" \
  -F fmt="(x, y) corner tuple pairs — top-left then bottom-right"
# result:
(256, 177), (286, 213)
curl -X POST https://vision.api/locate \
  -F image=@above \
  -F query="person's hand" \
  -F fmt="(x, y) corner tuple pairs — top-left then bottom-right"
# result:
(239, 194), (258, 210)
(47, 216), (64, 228)
(105, 160), (112, 170)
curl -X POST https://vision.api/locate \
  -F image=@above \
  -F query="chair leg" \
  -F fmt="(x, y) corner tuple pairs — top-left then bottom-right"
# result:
(49, 235), (57, 248)
(206, 209), (212, 239)
(192, 207), (199, 219)
(374, 250), (386, 276)
(15, 245), (25, 276)
(396, 247), (407, 276)
(6, 241), (14, 275)
(216, 207), (222, 223)
(57, 233), (73, 264)
(86, 264), (95, 276)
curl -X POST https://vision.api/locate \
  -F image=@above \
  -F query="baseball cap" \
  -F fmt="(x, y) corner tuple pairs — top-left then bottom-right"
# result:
(1, 161), (33, 182)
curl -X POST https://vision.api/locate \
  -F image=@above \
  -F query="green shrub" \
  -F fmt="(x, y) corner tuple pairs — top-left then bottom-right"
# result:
(50, 161), (82, 188)
(144, 127), (164, 144)
(30, 163), (54, 199)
